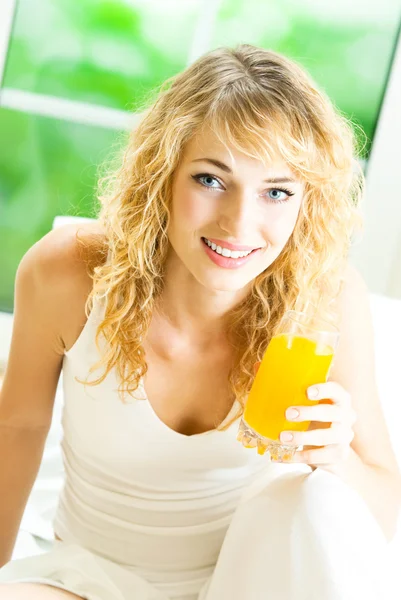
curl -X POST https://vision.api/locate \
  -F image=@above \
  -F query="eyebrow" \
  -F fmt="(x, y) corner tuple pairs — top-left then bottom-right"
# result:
(191, 158), (298, 184)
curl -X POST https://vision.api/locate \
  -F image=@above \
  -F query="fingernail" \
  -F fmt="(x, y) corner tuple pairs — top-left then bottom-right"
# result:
(280, 432), (294, 442)
(286, 408), (299, 420)
(307, 386), (319, 399)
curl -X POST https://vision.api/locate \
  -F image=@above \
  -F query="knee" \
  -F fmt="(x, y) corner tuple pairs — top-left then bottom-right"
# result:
(292, 468), (389, 545)
(251, 467), (364, 525)
(297, 467), (363, 515)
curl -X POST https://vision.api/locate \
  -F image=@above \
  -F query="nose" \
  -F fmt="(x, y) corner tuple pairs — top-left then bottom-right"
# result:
(217, 189), (258, 240)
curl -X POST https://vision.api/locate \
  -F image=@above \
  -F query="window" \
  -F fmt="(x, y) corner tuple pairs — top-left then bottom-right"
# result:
(0, 0), (400, 364)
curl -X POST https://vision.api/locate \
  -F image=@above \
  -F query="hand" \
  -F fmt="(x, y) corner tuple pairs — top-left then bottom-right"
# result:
(279, 381), (357, 469)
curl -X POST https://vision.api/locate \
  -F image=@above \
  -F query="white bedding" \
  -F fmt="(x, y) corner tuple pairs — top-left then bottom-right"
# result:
(11, 293), (401, 569)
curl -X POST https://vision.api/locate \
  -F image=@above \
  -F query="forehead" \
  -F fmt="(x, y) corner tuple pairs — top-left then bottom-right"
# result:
(182, 126), (296, 179)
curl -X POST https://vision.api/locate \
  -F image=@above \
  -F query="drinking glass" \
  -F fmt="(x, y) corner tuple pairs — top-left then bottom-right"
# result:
(237, 310), (340, 462)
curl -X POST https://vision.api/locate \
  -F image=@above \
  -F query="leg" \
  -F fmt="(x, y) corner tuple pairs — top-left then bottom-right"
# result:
(0, 542), (170, 600)
(0, 583), (84, 599)
(202, 467), (398, 600)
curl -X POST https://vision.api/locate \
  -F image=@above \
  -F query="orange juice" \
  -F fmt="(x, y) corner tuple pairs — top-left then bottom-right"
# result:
(243, 334), (334, 441)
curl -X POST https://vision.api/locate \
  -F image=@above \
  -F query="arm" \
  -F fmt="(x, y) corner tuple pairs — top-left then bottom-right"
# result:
(301, 263), (401, 541)
(0, 231), (72, 566)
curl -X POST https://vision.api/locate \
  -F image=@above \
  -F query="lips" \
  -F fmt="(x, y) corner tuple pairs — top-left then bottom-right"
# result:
(202, 238), (254, 257)
(202, 237), (261, 252)
(201, 237), (262, 269)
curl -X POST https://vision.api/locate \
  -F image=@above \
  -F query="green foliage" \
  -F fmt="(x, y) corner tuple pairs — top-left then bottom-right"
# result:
(0, 0), (399, 311)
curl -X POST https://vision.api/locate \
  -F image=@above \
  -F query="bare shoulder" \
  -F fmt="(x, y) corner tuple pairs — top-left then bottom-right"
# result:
(20, 220), (108, 352)
(0, 221), (108, 429)
(333, 260), (372, 349)
(329, 260), (400, 474)
(341, 261), (369, 294)
(25, 220), (106, 279)
(330, 260), (369, 323)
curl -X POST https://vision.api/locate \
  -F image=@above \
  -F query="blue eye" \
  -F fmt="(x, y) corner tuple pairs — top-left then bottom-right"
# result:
(267, 189), (294, 203)
(192, 174), (222, 190)
(192, 173), (295, 203)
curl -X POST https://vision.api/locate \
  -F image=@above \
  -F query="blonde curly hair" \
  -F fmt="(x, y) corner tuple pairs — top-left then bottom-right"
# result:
(76, 43), (365, 431)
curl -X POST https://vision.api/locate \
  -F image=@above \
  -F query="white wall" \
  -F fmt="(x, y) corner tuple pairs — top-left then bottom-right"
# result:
(0, 313), (13, 371)
(0, 0), (15, 83)
(0, 11), (400, 369)
(0, 0), (16, 370)
(350, 30), (401, 299)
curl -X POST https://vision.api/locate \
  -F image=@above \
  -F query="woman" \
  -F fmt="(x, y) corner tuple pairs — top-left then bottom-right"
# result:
(0, 44), (400, 600)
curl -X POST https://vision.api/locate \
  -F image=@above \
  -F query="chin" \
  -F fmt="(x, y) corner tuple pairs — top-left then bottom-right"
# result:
(198, 270), (258, 294)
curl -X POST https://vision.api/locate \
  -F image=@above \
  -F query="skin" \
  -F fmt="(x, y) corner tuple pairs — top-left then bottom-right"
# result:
(1, 121), (399, 600)
(156, 127), (401, 541)
(157, 125), (305, 354)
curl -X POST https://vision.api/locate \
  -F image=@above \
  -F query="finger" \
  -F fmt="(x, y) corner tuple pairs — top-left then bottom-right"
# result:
(307, 381), (352, 407)
(280, 423), (355, 447)
(285, 404), (344, 423)
(290, 443), (352, 465)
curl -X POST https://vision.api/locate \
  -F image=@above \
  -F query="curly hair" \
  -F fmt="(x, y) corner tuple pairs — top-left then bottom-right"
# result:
(75, 43), (365, 431)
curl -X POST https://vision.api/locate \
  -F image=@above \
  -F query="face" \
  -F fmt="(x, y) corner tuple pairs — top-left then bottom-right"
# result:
(167, 127), (304, 294)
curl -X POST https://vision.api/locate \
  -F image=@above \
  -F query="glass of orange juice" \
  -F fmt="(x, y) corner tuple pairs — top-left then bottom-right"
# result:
(237, 310), (340, 462)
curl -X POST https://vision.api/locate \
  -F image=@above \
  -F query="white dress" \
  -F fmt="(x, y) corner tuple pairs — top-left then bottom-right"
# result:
(0, 296), (398, 599)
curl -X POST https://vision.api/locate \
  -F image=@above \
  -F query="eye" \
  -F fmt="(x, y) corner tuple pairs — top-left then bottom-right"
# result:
(266, 188), (295, 204)
(192, 173), (295, 203)
(192, 173), (224, 191)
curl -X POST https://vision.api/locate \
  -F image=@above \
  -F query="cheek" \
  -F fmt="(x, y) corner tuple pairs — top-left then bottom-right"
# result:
(174, 188), (212, 228)
(265, 207), (300, 246)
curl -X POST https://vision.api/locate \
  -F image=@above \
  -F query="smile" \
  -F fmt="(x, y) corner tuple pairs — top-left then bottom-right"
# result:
(203, 237), (254, 258)
(201, 237), (262, 270)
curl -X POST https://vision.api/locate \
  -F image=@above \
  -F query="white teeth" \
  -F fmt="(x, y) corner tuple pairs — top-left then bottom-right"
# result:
(204, 238), (253, 259)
